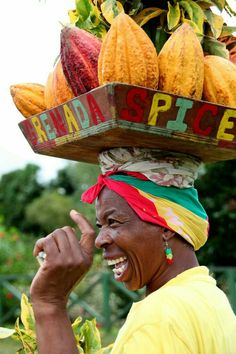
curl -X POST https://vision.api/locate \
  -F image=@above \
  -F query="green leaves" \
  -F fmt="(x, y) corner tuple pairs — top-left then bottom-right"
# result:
(179, 1), (194, 19)
(134, 7), (166, 27)
(210, 0), (226, 11)
(20, 294), (35, 336)
(69, 0), (108, 38)
(101, 0), (124, 24)
(220, 25), (236, 37)
(0, 327), (15, 339)
(0, 293), (113, 354)
(203, 35), (229, 58)
(79, 318), (102, 353)
(185, 0), (205, 33)
(205, 9), (224, 38)
(76, 0), (92, 21)
(167, 2), (181, 30)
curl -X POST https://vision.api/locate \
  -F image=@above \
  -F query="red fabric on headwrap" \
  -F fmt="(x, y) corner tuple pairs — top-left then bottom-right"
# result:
(81, 171), (170, 229)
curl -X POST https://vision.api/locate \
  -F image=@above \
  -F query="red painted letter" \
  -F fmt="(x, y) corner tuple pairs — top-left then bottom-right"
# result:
(49, 108), (68, 136)
(193, 104), (218, 136)
(87, 94), (106, 124)
(120, 88), (148, 122)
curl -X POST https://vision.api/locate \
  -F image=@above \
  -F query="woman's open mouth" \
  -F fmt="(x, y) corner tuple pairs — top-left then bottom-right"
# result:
(107, 256), (128, 280)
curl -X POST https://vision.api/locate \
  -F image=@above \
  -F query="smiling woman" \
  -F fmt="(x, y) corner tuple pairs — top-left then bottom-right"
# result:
(29, 147), (236, 354)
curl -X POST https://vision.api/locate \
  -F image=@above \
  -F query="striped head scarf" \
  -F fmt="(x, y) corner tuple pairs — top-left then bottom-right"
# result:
(81, 148), (209, 250)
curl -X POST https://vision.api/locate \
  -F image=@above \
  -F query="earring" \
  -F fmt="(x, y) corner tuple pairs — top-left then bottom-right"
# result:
(164, 239), (174, 264)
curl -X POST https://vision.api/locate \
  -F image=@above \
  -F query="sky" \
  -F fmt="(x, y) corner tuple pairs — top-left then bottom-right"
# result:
(0, 0), (235, 182)
(0, 0), (75, 182)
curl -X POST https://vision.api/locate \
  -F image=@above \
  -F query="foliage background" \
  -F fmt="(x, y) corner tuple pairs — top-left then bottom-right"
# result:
(0, 159), (235, 353)
(1, 160), (235, 268)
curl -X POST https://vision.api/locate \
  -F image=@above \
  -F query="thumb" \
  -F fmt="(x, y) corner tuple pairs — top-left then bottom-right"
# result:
(70, 209), (96, 255)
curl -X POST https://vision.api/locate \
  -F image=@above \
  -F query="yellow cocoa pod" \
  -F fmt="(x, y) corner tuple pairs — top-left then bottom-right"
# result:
(158, 23), (204, 99)
(10, 83), (46, 118)
(44, 59), (75, 109)
(203, 55), (236, 108)
(98, 13), (159, 89)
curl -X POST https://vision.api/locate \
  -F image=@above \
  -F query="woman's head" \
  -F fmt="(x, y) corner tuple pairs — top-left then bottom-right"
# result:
(82, 172), (209, 251)
(95, 187), (198, 292)
(95, 187), (174, 291)
(81, 148), (208, 290)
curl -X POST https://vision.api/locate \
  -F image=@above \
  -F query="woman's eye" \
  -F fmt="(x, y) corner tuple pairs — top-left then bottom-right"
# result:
(108, 218), (119, 226)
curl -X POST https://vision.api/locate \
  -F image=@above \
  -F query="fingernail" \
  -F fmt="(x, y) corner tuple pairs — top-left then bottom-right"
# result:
(70, 209), (80, 215)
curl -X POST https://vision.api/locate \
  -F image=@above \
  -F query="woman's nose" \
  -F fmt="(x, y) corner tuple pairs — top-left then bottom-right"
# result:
(95, 228), (112, 249)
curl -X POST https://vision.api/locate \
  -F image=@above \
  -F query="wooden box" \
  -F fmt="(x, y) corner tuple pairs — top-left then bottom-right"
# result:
(18, 83), (236, 163)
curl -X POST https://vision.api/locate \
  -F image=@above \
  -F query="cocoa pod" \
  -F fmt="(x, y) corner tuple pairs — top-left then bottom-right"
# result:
(158, 23), (204, 99)
(98, 13), (159, 89)
(45, 59), (75, 109)
(203, 55), (236, 108)
(60, 26), (101, 96)
(10, 83), (46, 118)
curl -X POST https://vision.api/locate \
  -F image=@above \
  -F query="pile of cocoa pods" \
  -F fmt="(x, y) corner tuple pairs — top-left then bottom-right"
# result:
(10, 13), (236, 119)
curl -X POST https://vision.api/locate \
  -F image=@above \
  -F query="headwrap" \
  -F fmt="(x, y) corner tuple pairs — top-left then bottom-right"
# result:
(82, 148), (209, 251)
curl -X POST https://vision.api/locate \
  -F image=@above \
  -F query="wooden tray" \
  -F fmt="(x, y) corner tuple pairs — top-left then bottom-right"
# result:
(18, 83), (236, 163)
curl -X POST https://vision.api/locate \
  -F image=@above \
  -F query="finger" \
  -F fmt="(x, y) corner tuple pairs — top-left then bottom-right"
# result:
(52, 228), (72, 254)
(33, 235), (59, 260)
(33, 237), (45, 256)
(61, 226), (83, 257)
(70, 210), (96, 255)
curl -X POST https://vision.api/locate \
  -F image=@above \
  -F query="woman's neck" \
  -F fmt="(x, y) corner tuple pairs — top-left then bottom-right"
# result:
(146, 243), (199, 295)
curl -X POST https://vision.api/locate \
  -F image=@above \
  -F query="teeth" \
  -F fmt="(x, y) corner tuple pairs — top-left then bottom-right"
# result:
(113, 264), (126, 275)
(107, 256), (127, 266)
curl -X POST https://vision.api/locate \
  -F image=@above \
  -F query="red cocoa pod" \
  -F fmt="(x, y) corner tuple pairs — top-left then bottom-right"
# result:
(60, 26), (101, 96)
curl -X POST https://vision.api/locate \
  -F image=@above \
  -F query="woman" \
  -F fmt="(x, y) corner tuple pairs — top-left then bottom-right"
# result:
(30, 148), (236, 354)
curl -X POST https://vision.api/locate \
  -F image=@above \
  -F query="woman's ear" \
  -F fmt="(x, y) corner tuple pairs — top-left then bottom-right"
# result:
(162, 228), (175, 241)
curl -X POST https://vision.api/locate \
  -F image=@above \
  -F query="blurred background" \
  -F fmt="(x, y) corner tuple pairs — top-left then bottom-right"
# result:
(0, 0), (236, 353)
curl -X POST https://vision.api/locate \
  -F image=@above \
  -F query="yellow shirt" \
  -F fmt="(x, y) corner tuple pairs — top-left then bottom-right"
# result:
(111, 266), (236, 354)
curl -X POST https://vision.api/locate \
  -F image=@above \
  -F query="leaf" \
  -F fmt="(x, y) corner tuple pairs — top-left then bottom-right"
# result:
(80, 318), (102, 353)
(210, 0), (225, 11)
(76, 0), (92, 21)
(71, 316), (83, 344)
(101, 0), (124, 24)
(134, 7), (165, 27)
(182, 18), (201, 33)
(68, 9), (79, 24)
(220, 25), (236, 37)
(196, 0), (214, 10)
(167, 2), (181, 30)
(186, 0), (205, 33)
(155, 27), (170, 53)
(100, 343), (114, 353)
(128, 0), (143, 16)
(205, 10), (224, 38)
(203, 35), (230, 58)
(20, 294), (35, 335)
(0, 327), (15, 339)
(179, 1), (193, 19)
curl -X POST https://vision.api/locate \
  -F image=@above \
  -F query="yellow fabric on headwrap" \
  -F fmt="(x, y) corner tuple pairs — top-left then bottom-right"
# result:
(139, 190), (208, 250)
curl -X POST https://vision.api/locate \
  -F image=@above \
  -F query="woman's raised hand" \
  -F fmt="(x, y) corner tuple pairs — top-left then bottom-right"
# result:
(30, 210), (96, 309)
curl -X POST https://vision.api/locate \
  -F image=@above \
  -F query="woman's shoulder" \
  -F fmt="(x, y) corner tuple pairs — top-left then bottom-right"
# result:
(128, 266), (221, 323)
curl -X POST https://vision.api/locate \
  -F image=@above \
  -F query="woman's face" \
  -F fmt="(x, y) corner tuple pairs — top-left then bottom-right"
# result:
(95, 187), (165, 291)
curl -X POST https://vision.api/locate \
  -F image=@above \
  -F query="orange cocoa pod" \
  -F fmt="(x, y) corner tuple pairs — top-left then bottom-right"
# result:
(44, 59), (75, 109)
(203, 55), (236, 108)
(44, 71), (57, 109)
(53, 59), (74, 105)
(98, 13), (159, 89)
(158, 23), (204, 99)
(10, 83), (46, 118)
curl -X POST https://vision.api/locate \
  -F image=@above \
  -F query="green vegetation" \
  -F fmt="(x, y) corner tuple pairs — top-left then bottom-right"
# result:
(0, 159), (235, 345)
